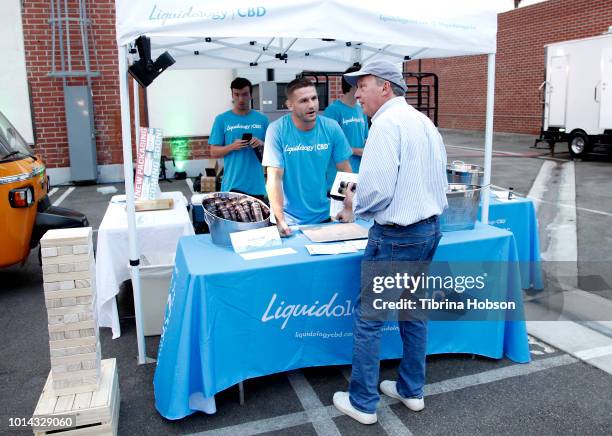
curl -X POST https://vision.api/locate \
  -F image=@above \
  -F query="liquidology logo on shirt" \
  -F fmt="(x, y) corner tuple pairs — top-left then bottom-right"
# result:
(226, 123), (264, 132)
(341, 116), (365, 126)
(284, 143), (329, 154)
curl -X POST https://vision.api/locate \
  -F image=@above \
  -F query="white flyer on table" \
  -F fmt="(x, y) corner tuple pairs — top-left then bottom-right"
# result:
(305, 243), (358, 255)
(230, 226), (282, 253)
(240, 247), (297, 260)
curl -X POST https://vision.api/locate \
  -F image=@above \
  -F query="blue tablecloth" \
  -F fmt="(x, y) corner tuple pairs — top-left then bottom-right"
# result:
(154, 222), (530, 419)
(481, 195), (543, 289)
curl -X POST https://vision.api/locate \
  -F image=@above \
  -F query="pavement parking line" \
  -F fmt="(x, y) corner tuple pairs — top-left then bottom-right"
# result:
(424, 354), (576, 396)
(287, 371), (341, 436)
(446, 144), (549, 158)
(48, 187), (58, 197)
(574, 345), (612, 361)
(189, 355), (576, 436)
(52, 187), (75, 206)
(186, 178), (195, 195)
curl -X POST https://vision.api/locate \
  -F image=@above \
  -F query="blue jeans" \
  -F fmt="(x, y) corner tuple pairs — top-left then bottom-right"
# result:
(349, 217), (442, 414)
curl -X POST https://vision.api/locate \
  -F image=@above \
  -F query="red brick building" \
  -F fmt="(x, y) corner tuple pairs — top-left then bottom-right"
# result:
(18, 0), (612, 180)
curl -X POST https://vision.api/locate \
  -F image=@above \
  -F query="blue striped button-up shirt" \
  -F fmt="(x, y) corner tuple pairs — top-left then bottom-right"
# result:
(354, 97), (448, 225)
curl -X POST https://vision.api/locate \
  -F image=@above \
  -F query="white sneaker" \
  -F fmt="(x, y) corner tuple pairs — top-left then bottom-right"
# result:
(379, 380), (425, 412)
(332, 392), (377, 425)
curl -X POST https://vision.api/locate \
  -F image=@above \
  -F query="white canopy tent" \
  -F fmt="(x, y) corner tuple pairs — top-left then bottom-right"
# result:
(115, 0), (503, 363)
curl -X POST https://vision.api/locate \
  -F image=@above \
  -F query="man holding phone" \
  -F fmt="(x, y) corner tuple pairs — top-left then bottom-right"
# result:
(209, 77), (269, 200)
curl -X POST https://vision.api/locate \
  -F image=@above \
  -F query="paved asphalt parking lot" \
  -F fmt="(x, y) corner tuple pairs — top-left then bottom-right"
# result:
(1, 130), (611, 435)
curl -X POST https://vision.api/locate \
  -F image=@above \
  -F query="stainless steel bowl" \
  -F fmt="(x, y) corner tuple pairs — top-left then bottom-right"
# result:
(440, 184), (483, 232)
(446, 160), (484, 186)
(201, 192), (271, 247)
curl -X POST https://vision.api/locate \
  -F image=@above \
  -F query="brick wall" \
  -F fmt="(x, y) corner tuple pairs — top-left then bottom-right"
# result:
(21, 0), (204, 170)
(21, 0), (612, 170)
(406, 0), (612, 134)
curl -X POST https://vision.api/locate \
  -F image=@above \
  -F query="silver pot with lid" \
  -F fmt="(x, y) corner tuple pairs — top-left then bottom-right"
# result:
(446, 160), (484, 186)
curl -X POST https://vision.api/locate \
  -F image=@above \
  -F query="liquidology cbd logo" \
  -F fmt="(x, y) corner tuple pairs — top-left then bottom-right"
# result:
(149, 5), (267, 24)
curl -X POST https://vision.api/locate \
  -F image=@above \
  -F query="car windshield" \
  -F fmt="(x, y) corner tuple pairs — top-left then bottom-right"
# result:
(0, 111), (34, 160)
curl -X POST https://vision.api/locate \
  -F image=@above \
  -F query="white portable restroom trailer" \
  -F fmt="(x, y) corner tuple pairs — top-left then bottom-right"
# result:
(535, 32), (612, 158)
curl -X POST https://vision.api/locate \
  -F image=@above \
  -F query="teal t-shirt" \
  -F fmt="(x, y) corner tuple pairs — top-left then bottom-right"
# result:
(262, 115), (352, 224)
(209, 110), (269, 195)
(323, 100), (369, 185)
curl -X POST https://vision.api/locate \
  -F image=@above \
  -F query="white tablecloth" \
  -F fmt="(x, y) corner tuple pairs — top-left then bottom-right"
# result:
(96, 191), (194, 338)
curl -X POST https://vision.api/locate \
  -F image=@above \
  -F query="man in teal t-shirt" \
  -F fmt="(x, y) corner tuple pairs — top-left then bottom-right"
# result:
(262, 78), (352, 234)
(209, 77), (269, 198)
(323, 65), (369, 186)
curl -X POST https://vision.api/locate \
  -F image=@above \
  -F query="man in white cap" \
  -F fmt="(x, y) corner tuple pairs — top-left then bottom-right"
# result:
(333, 60), (448, 424)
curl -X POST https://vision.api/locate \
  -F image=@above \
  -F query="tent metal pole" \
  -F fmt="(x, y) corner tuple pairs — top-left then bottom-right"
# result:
(118, 44), (148, 365)
(133, 78), (140, 145)
(481, 53), (496, 225)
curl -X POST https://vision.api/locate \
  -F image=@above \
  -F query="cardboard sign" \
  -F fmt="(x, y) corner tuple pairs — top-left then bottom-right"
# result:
(135, 127), (163, 200)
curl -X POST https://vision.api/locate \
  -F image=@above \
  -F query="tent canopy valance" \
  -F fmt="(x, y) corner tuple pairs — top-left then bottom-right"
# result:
(116, 0), (501, 70)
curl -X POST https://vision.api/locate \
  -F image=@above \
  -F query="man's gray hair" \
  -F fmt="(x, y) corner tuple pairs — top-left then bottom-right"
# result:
(374, 76), (406, 97)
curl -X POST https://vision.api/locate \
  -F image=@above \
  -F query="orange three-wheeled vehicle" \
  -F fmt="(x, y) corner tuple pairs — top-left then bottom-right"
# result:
(0, 111), (88, 267)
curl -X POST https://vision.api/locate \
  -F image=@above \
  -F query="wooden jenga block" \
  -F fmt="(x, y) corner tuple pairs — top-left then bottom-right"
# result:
(42, 264), (59, 275)
(44, 270), (91, 283)
(59, 280), (75, 290)
(61, 297), (77, 307)
(41, 252), (90, 266)
(63, 313), (79, 323)
(75, 279), (91, 289)
(67, 363), (82, 372)
(58, 246), (73, 256)
(43, 281), (61, 292)
(76, 295), (93, 304)
(78, 312), (94, 322)
(40, 227), (92, 247)
(73, 244), (89, 255)
(49, 335), (96, 349)
(53, 365), (68, 374)
(74, 261), (90, 272)
(82, 359), (97, 370)
(48, 320), (95, 333)
(49, 331), (65, 341)
(47, 304), (93, 317)
(45, 287), (93, 300)
(58, 263), (74, 273)
(51, 352), (98, 368)
(45, 299), (62, 309)
(48, 315), (63, 325)
(65, 330), (82, 339)
(80, 328), (95, 337)
(41, 247), (58, 258)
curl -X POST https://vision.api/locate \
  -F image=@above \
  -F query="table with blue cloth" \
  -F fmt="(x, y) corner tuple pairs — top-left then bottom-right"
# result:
(154, 222), (530, 419)
(480, 194), (543, 289)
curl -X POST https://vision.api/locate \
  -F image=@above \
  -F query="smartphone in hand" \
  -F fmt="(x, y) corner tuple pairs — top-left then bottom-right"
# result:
(241, 133), (253, 142)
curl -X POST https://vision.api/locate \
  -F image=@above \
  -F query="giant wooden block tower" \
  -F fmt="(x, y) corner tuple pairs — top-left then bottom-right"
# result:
(33, 227), (119, 435)
(40, 227), (101, 395)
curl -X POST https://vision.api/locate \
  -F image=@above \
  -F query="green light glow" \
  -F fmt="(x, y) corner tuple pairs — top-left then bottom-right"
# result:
(169, 138), (190, 171)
